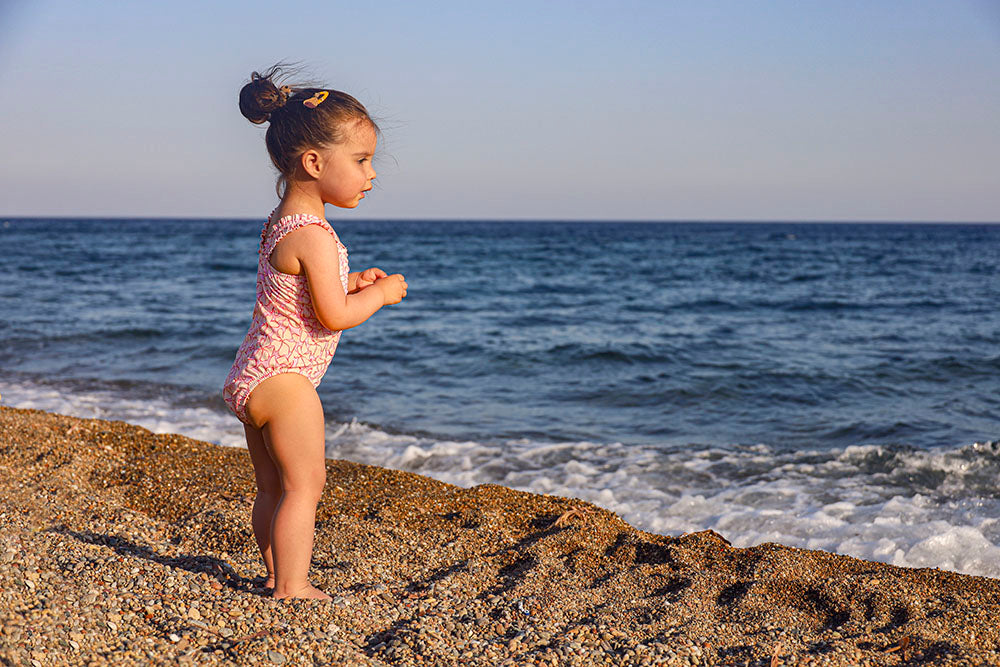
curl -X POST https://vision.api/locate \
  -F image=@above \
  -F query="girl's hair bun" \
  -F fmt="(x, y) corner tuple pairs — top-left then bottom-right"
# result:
(239, 68), (290, 125)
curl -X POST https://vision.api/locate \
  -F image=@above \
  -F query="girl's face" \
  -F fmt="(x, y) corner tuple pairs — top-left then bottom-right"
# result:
(316, 119), (378, 209)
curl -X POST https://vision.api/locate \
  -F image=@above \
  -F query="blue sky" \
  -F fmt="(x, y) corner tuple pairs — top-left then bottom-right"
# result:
(1, 1), (998, 221)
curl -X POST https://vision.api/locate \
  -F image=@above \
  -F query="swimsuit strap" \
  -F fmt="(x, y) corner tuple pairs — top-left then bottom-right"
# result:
(261, 213), (338, 259)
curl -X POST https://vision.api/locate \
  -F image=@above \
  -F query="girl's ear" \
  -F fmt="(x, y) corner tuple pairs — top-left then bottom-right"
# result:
(300, 149), (323, 179)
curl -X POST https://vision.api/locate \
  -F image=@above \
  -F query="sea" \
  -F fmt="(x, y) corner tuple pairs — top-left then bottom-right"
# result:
(2, 218), (999, 578)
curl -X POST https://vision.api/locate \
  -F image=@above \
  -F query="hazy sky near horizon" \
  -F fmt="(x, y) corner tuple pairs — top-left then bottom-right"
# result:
(1, 1), (998, 221)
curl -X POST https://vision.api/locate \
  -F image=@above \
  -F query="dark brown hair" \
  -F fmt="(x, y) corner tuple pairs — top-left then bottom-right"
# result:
(239, 65), (377, 196)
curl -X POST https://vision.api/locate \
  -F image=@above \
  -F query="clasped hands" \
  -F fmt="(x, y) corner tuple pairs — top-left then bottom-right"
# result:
(354, 267), (407, 304)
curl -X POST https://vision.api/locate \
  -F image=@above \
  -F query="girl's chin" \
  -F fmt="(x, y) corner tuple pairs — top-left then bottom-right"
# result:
(329, 200), (361, 209)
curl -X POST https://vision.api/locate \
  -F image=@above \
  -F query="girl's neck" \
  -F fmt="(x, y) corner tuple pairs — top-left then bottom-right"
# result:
(275, 186), (326, 221)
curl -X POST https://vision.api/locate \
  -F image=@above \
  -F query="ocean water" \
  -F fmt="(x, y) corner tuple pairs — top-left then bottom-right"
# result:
(2, 218), (999, 577)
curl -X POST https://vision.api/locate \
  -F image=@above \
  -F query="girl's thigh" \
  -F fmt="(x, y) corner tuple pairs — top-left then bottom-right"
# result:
(245, 373), (327, 491)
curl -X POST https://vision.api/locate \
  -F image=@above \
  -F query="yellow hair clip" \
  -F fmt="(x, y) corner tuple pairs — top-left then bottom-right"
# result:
(303, 91), (329, 109)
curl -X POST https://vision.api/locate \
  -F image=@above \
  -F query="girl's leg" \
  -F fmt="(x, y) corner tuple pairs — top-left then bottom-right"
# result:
(243, 423), (281, 588)
(246, 374), (330, 600)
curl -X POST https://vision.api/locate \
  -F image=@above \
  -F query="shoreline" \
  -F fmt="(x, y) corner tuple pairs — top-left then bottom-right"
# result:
(2, 406), (999, 666)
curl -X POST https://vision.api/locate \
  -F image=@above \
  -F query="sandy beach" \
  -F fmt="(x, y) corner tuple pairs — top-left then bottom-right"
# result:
(2, 405), (999, 666)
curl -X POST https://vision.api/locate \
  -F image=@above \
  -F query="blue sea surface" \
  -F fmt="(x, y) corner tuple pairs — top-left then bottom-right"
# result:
(2, 218), (999, 576)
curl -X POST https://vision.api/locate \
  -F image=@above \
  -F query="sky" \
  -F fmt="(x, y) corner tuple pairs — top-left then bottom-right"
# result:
(1, 0), (998, 222)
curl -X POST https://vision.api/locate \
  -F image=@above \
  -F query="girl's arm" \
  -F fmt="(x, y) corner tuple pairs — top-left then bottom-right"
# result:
(288, 226), (405, 330)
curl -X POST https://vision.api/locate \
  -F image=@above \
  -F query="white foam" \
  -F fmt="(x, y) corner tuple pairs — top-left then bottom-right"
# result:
(2, 380), (246, 448)
(4, 378), (999, 579)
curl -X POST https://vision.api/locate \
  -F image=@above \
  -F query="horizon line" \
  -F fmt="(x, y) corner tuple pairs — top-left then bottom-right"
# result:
(3, 215), (1000, 225)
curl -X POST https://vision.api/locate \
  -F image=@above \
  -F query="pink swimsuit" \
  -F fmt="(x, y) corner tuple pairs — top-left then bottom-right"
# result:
(223, 212), (350, 424)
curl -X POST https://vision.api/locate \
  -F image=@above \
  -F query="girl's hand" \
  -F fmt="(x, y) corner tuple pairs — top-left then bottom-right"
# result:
(374, 274), (408, 305)
(356, 267), (387, 290)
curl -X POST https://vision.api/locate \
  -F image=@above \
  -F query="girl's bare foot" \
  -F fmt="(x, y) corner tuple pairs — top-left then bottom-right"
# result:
(271, 583), (331, 600)
(264, 576), (275, 589)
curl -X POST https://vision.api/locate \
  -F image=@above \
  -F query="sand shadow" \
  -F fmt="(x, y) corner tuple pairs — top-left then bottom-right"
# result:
(361, 518), (570, 659)
(48, 525), (259, 594)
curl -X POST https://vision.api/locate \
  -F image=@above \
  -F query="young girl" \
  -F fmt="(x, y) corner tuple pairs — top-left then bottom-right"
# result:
(223, 66), (407, 600)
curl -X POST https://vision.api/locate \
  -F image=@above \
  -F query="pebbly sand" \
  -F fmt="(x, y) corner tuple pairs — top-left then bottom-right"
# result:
(2, 406), (999, 666)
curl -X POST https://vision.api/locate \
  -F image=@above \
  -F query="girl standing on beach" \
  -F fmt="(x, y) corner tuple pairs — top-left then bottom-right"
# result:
(223, 66), (407, 600)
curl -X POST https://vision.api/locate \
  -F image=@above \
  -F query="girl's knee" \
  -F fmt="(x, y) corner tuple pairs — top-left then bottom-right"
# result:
(253, 465), (282, 496)
(281, 487), (325, 507)
(256, 484), (282, 500)
(256, 480), (282, 498)
(308, 470), (327, 497)
(282, 470), (326, 499)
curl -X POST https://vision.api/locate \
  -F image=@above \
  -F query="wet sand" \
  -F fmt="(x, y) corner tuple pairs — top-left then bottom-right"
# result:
(2, 405), (999, 666)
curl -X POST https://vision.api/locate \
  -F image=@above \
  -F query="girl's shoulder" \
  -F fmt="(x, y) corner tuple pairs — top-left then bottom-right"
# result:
(263, 211), (345, 255)
(266, 211), (337, 243)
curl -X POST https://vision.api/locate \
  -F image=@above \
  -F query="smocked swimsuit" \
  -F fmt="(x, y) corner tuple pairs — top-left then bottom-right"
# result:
(223, 212), (349, 424)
